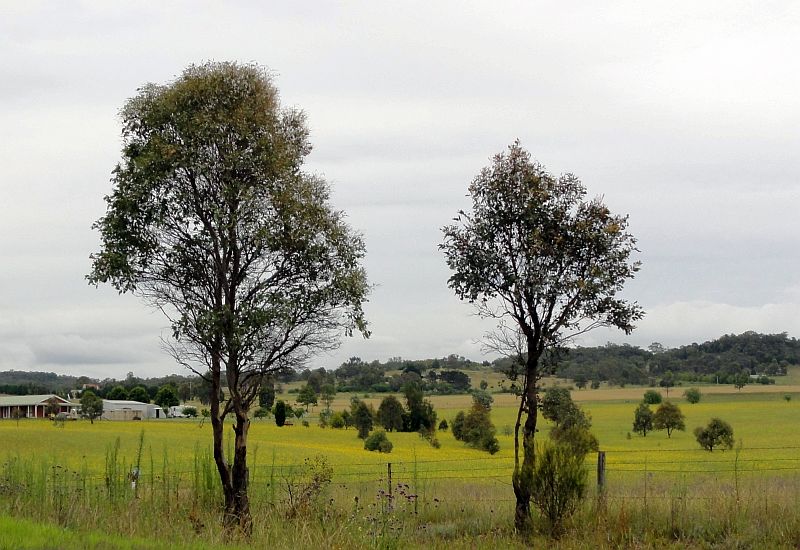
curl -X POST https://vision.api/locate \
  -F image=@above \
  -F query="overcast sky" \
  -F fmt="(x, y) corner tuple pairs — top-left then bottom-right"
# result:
(2, 1), (800, 379)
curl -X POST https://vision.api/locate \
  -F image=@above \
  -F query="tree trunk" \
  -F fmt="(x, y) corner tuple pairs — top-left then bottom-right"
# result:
(513, 350), (540, 534)
(209, 359), (253, 534)
(226, 409), (251, 533)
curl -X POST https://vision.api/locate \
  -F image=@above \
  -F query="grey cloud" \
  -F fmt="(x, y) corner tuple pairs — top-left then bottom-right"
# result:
(2, 1), (799, 377)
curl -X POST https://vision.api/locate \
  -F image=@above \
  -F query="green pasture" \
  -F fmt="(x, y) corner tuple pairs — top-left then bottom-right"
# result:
(2, 388), (799, 488)
(4, 388), (800, 548)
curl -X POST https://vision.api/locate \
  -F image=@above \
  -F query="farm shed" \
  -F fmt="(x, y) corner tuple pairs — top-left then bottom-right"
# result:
(0, 394), (73, 419)
(102, 400), (165, 420)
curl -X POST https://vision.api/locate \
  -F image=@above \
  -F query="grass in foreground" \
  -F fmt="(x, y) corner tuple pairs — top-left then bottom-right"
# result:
(4, 389), (800, 547)
(0, 515), (247, 550)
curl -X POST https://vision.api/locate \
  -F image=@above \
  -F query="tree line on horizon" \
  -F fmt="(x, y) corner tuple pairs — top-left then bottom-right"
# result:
(2, 331), (797, 398)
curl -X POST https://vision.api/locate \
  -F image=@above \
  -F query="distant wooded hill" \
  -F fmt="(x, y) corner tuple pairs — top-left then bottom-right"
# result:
(552, 331), (800, 386)
(2, 332), (796, 396)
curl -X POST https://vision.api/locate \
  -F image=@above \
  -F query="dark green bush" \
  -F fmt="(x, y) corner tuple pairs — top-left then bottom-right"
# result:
(274, 400), (287, 427)
(683, 387), (701, 404)
(364, 430), (393, 453)
(642, 389), (662, 404)
(695, 418), (734, 451)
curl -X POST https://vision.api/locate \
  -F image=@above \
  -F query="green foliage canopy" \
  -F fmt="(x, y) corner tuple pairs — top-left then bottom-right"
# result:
(376, 395), (404, 432)
(695, 418), (734, 451)
(440, 143), (642, 532)
(86, 62), (370, 530)
(683, 387), (701, 404)
(632, 403), (654, 437)
(653, 401), (686, 438)
(79, 391), (103, 424)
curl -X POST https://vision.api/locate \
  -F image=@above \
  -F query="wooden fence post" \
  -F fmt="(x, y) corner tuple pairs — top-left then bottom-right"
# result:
(387, 462), (393, 511)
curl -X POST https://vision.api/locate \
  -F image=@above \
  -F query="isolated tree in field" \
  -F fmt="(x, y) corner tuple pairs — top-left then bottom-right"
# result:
(87, 62), (369, 532)
(376, 395), (404, 432)
(653, 401), (685, 438)
(695, 418), (734, 451)
(734, 371), (749, 391)
(683, 387), (701, 404)
(80, 390), (103, 424)
(441, 142), (642, 532)
(659, 371), (675, 396)
(129, 386), (150, 403)
(574, 373), (588, 390)
(632, 403), (654, 436)
(297, 385), (318, 411)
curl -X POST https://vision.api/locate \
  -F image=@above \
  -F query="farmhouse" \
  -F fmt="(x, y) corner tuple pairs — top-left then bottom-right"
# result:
(102, 400), (165, 420)
(0, 394), (73, 419)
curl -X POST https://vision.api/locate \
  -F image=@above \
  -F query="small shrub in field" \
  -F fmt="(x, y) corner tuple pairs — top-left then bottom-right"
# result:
(419, 426), (441, 448)
(364, 430), (393, 453)
(284, 456), (333, 519)
(329, 411), (345, 428)
(642, 389), (662, 405)
(684, 387), (701, 404)
(785, 394), (792, 403)
(253, 407), (270, 419)
(182, 406), (198, 417)
(438, 419), (448, 431)
(530, 441), (588, 537)
(695, 418), (734, 451)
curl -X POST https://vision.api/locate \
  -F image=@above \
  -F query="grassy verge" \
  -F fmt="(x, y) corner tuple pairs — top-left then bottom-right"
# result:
(0, 514), (246, 550)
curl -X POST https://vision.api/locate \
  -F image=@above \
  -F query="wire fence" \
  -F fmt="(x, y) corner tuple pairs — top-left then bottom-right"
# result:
(6, 445), (800, 506)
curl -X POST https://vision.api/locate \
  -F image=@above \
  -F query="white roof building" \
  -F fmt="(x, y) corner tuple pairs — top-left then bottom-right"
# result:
(102, 400), (165, 420)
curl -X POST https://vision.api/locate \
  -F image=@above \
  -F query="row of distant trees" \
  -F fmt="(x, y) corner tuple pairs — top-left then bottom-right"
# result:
(1, 331), (794, 400)
(545, 332), (798, 388)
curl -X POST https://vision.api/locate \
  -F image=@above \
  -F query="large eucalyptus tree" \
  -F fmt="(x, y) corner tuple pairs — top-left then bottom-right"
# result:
(441, 142), (642, 532)
(89, 62), (369, 531)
